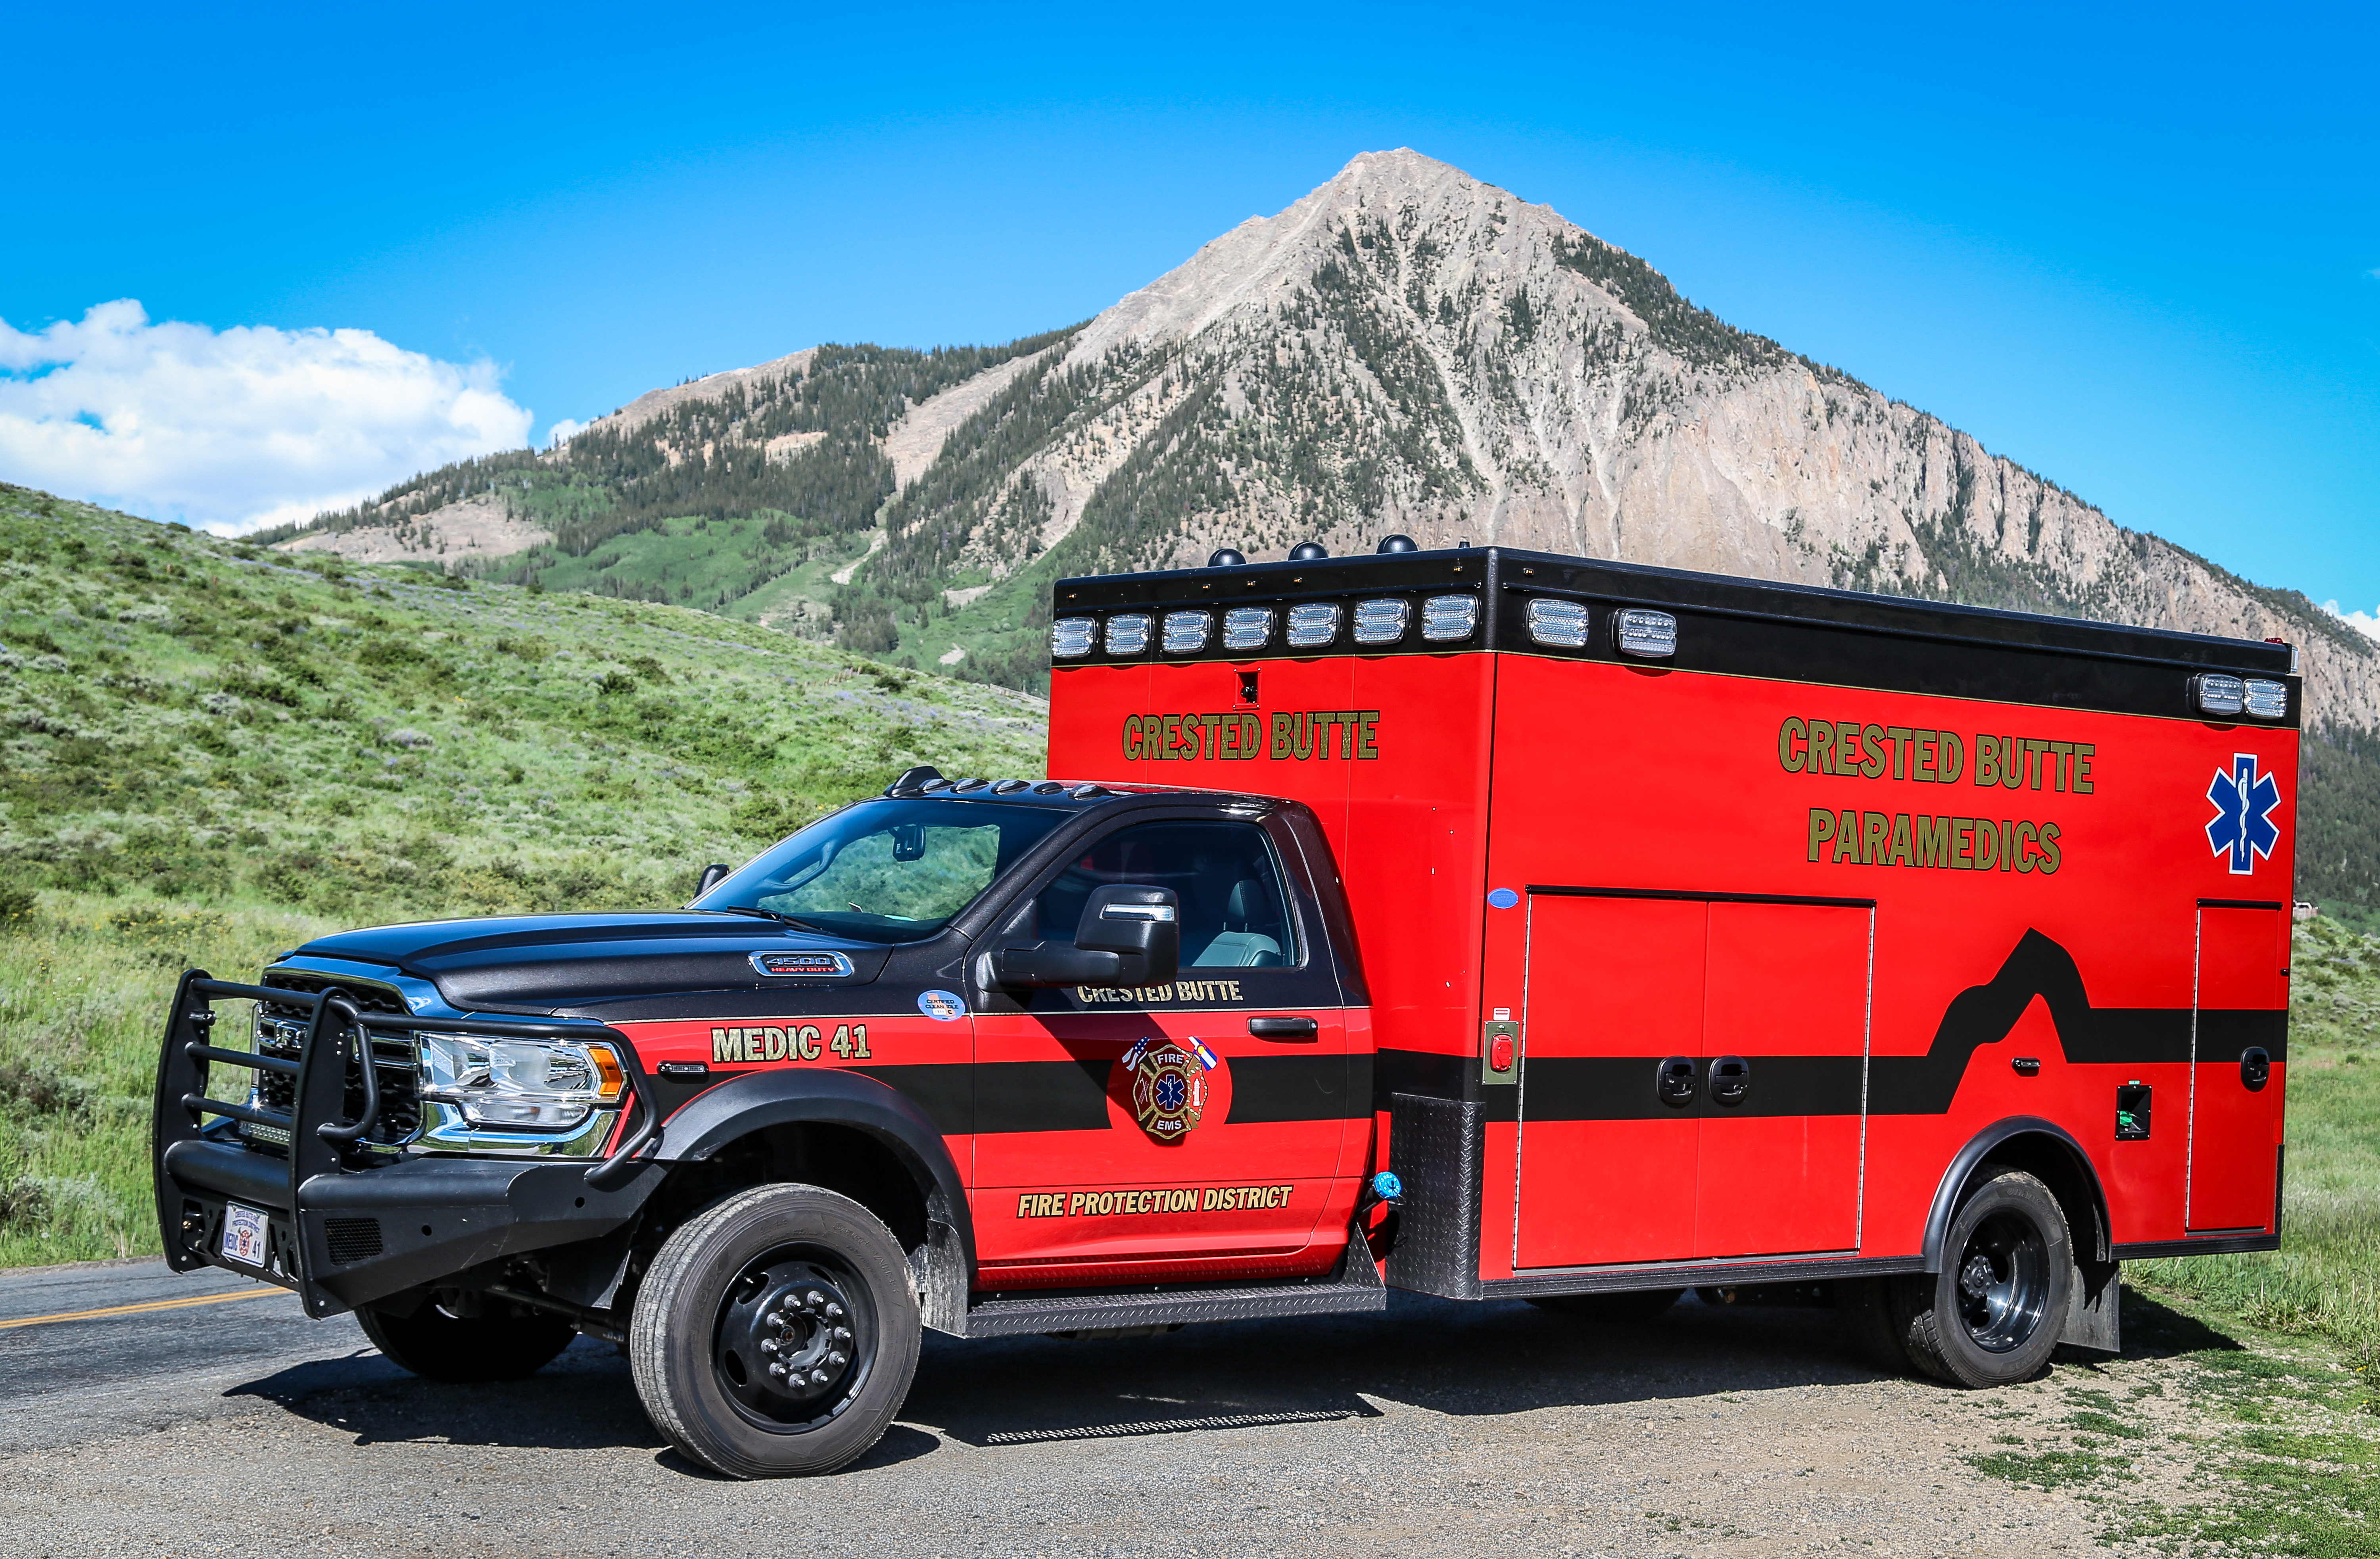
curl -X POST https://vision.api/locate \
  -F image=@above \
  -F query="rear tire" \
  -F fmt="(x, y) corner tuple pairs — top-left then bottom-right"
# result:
(629, 1183), (920, 1478)
(1527, 1287), (1683, 1322)
(358, 1294), (577, 1382)
(1888, 1167), (2072, 1388)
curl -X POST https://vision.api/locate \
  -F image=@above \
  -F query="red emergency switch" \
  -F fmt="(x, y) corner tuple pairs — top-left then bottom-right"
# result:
(1489, 1035), (1514, 1073)
(1481, 1019), (1519, 1084)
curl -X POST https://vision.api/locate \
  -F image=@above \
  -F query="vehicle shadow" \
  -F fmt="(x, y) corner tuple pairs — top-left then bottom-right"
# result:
(230, 1290), (1896, 1458)
(236, 1286), (2211, 1465)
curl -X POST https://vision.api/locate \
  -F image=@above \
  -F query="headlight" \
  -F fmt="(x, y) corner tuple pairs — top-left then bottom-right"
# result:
(419, 1034), (626, 1131)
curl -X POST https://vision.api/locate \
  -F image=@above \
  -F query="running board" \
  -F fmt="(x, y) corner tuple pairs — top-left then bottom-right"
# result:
(956, 1234), (1385, 1339)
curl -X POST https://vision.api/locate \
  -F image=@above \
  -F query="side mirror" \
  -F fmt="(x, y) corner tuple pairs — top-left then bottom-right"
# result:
(693, 863), (732, 898)
(995, 885), (1181, 988)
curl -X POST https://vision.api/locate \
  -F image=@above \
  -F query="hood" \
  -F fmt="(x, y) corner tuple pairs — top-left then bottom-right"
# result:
(289, 912), (894, 1011)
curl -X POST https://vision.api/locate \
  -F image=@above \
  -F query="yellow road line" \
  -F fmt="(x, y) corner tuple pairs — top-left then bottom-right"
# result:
(0, 1285), (291, 1329)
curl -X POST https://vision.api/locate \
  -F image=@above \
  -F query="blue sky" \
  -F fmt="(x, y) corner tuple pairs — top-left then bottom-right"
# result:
(4, 2), (2374, 610)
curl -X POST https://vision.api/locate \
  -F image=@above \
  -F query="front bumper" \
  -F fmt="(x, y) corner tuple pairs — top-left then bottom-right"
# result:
(160, 1130), (662, 1314)
(152, 970), (664, 1318)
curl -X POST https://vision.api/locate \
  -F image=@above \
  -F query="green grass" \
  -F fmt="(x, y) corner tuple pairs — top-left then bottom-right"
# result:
(0, 482), (1045, 1265)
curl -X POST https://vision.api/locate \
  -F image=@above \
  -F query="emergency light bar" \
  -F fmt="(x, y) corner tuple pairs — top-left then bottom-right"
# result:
(1223, 606), (1274, 650)
(1105, 613), (1153, 655)
(1421, 594), (1479, 642)
(1286, 602), (1341, 649)
(1613, 608), (1679, 659)
(2193, 673), (2288, 720)
(1352, 599), (1410, 645)
(1162, 611), (1213, 654)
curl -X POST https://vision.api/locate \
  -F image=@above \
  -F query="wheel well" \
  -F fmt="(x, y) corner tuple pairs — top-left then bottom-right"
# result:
(644, 1122), (933, 1258)
(1972, 1132), (2109, 1264)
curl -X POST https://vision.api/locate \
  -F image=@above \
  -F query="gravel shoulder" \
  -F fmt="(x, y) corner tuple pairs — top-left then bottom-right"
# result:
(0, 1261), (2146, 1558)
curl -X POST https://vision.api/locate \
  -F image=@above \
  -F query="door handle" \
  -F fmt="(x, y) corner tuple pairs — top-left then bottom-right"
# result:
(2240, 1046), (2271, 1091)
(1656, 1056), (1697, 1106)
(1708, 1055), (1750, 1107)
(1248, 1015), (1318, 1040)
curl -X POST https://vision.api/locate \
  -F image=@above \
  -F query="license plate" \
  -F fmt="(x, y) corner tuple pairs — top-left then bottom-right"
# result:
(219, 1202), (270, 1267)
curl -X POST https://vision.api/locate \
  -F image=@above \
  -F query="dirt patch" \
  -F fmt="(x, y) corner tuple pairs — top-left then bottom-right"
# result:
(275, 493), (550, 565)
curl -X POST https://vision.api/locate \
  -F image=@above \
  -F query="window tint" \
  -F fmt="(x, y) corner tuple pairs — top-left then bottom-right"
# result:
(700, 798), (1065, 944)
(1037, 820), (1297, 968)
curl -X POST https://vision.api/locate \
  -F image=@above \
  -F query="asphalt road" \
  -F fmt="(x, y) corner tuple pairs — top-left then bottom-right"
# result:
(0, 1260), (2125, 1557)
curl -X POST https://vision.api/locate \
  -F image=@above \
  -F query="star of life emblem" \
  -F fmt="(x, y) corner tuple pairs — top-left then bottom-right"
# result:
(2206, 753), (2282, 875)
(1121, 1036), (1217, 1141)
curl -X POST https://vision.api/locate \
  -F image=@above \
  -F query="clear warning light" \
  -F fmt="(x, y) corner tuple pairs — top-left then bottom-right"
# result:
(1613, 608), (1678, 659)
(1050, 618), (1097, 659)
(2242, 679), (2288, 720)
(1524, 598), (1589, 648)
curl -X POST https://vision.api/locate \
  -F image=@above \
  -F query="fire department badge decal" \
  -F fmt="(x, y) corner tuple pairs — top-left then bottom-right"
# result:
(1120, 1036), (1219, 1141)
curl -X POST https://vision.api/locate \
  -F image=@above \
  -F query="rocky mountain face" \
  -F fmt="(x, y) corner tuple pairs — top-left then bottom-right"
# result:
(862, 149), (2378, 729)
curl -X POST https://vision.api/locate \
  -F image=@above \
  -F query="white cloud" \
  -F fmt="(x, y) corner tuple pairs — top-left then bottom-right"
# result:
(0, 300), (534, 534)
(2320, 600), (2380, 644)
(545, 418), (585, 449)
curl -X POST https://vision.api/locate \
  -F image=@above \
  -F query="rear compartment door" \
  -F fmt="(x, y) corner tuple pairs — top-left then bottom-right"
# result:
(2189, 902), (2287, 1232)
(1514, 895), (1705, 1267)
(1691, 901), (1869, 1258)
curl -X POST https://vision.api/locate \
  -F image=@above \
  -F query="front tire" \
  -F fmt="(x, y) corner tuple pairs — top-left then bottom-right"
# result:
(358, 1293), (577, 1382)
(629, 1184), (921, 1478)
(1888, 1167), (2072, 1388)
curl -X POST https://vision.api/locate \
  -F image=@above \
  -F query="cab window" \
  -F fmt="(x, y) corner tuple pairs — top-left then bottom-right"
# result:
(1037, 820), (1297, 968)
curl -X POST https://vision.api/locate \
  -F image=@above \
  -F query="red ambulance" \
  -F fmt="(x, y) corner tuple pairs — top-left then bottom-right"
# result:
(152, 539), (2293, 1477)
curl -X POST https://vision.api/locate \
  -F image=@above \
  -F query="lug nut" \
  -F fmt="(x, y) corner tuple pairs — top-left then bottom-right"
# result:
(826, 1350), (847, 1367)
(803, 1290), (824, 1309)
(823, 1301), (845, 1319)
(760, 1338), (778, 1354)
(831, 1325), (852, 1343)
(809, 1367), (830, 1386)
(768, 1362), (787, 1378)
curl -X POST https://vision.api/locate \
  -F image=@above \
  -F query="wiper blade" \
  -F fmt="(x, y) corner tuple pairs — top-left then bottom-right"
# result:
(706, 905), (829, 933)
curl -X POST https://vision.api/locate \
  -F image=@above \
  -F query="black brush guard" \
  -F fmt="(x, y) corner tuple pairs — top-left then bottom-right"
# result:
(152, 970), (665, 1318)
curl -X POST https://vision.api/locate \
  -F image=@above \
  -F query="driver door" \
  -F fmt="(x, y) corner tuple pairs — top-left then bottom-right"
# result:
(968, 814), (1361, 1288)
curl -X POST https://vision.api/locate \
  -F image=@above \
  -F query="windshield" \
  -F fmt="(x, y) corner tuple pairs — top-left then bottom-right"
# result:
(695, 798), (1067, 944)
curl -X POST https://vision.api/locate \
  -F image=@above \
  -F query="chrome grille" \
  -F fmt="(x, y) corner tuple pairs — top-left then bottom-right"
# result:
(247, 975), (419, 1150)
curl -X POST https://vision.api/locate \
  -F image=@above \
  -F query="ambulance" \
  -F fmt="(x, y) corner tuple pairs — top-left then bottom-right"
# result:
(152, 538), (2294, 1475)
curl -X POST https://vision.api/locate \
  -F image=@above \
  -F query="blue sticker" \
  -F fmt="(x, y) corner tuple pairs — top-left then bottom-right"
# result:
(917, 989), (969, 1021)
(1486, 888), (1519, 909)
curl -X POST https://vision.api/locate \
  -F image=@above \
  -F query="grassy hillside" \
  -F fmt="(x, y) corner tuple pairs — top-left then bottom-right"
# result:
(0, 482), (1045, 1263)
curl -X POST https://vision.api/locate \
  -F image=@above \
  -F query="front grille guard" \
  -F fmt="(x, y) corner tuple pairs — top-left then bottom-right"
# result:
(152, 969), (663, 1253)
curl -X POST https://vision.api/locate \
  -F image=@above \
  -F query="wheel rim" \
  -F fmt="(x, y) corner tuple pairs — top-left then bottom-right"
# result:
(711, 1244), (876, 1433)
(1954, 1208), (2050, 1353)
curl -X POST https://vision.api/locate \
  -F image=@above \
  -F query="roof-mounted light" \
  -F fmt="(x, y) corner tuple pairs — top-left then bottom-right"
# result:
(1352, 598), (1410, 646)
(1286, 602), (1342, 650)
(1525, 598), (1590, 648)
(1050, 617), (1096, 659)
(2194, 673), (2246, 718)
(1613, 607), (1678, 659)
(2243, 678), (2288, 720)
(1162, 610), (1212, 654)
(1223, 606), (1273, 652)
(1104, 613), (1152, 655)
(1421, 594), (1478, 642)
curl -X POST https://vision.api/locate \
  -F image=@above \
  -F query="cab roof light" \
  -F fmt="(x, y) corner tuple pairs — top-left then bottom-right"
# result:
(1421, 594), (1478, 642)
(1162, 610), (1213, 654)
(1525, 598), (1591, 649)
(1613, 607), (1678, 659)
(2194, 673), (2246, 718)
(1285, 602), (1342, 650)
(991, 778), (1031, 794)
(1223, 606), (1274, 651)
(1352, 598), (1410, 646)
(1104, 613), (1153, 655)
(2243, 678), (2289, 720)
(1050, 617), (1097, 659)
